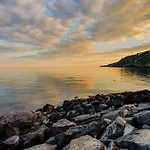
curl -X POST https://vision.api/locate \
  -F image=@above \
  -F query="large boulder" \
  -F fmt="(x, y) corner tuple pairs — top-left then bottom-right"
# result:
(72, 113), (101, 125)
(23, 143), (57, 150)
(101, 117), (126, 140)
(62, 135), (106, 150)
(116, 129), (150, 150)
(55, 121), (99, 148)
(20, 125), (49, 148)
(133, 111), (150, 126)
(0, 111), (36, 129)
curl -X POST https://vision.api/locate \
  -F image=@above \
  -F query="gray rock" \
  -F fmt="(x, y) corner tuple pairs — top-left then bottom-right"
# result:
(23, 143), (57, 150)
(0, 111), (36, 129)
(62, 135), (106, 150)
(116, 129), (150, 150)
(0, 123), (20, 141)
(49, 111), (61, 122)
(53, 119), (76, 130)
(123, 124), (135, 135)
(51, 119), (76, 135)
(66, 110), (79, 118)
(3, 135), (19, 146)
(124, 117), (135, 126)
(55, 121), (99, 148)
(134, 111), (150, 126)
(101, 117), (126, 140)
(72, 113), (101, 125)
(20, 125), (49, 148)
(101, 110), (120, 121)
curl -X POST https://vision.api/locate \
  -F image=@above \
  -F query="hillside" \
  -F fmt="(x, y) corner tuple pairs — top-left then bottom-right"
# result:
(101, 50), (150, 68)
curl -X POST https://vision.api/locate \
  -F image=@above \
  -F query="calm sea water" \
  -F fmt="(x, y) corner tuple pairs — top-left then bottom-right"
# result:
(0, 67), (149, 114)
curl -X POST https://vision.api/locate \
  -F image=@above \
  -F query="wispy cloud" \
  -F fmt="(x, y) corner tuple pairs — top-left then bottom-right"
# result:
(0, 0), (149, 61)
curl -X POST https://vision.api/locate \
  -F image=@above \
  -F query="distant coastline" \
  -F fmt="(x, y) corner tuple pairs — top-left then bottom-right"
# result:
(100, 50), (150, 68)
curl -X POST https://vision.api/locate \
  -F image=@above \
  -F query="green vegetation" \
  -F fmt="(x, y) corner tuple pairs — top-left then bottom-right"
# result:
(101, 50), (150, 68)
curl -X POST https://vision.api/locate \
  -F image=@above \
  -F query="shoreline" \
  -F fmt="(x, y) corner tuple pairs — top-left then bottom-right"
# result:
(0, 89), (150, 150)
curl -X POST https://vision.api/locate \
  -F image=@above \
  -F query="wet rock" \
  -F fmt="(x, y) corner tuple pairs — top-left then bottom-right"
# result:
(23, 143), (57, 150)
(62, 135), (106, 150)
(0, 124), (20, 141)
(72, 113), (101, 125)
(116, 129), (150, 150)
(43, 104), (54, 113)
(20, 125), (49, 148)
(0, 111), (36, 129)
(133, 111), (150, 126)
(55, 121), (99, 148)
(101, 117), (126, 140)
(123, 124), (135, 135)
(49, 111), (61, 122)
(3, 135), (20, 149)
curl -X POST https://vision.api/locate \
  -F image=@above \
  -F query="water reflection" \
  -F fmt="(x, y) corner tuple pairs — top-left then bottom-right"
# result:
(0, 67), (149, 114)
(123, 67), (150, 77)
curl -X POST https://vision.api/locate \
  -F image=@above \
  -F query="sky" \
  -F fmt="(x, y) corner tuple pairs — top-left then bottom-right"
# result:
(0, 0), (149, 67)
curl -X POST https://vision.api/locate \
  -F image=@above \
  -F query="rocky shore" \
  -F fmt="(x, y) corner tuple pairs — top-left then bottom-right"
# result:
(0, 90), (150, 150)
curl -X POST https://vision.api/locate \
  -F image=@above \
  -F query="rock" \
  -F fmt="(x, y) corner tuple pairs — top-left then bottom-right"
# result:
(91, 101), (109, 112)
(20, 125), (49, 148)
(49, 111), (61, 122)
(142, 125), (150, 129)
(23, 143), (57, 150)
(96, 118), (112, 138)
(107, 141), (118, 150)
(72, 104), (85, 115)
(123, 124), (135, 135)
(101, 117), (126, 140)
(53, 119), (76, 129)
(0, 111), (36, 129)
(72, 113), (101, 125)
(66, 110), (79, 118)
(3, 135), (20, 149)
(116, 129), (150, 150)
(62, 135), (106, 150)
(43, 104), (54, 113)
(55, 121), (99, 148)
(51, 119), (76, 135)
(124, 117), (135, 126)
(46, 137), (56, 145)
(82, 103), (96, 115)
(134, 111), (150, 127)
(63, 100), (73, 111)
(0, 124), (20, 141)
(101, 110), (120, 121)
(111, 95), (125, 109)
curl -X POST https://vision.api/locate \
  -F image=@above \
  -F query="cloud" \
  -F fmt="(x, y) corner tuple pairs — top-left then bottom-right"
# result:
(0, 0), (149, 59)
